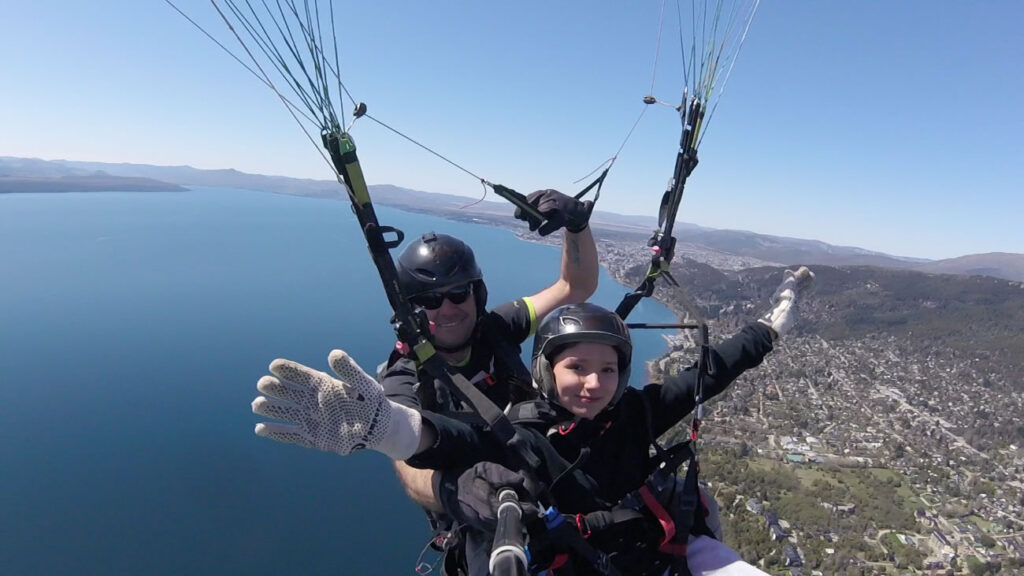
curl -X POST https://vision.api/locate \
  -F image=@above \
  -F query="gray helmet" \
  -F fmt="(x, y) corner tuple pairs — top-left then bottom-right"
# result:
(532, 302), (632, 406)
(397, 232), (487, 312)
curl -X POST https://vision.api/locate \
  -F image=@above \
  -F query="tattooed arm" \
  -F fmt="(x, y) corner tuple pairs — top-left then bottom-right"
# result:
(526, 227), (598, 320)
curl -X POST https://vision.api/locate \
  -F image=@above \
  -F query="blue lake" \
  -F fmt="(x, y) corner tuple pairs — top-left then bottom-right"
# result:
(0, 188), (678, 575)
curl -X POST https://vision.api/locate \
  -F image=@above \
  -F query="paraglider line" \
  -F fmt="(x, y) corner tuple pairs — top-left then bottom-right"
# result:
(457, 181), (491, 210)
(363, 113), (487, 183)
(650, 0), (668, 95)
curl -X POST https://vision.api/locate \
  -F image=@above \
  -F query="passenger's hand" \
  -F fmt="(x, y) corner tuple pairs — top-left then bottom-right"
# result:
(252, 349), (422, 460)
(759, 266), (815, 340)
(440, 462), (540, 531)
(515, 189), (593, 236)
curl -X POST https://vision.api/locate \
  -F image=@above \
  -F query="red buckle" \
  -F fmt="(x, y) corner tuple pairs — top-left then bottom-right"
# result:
(575, 514), (591, 538)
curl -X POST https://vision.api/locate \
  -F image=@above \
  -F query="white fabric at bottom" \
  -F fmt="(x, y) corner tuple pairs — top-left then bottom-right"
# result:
(684, 536), (770, 576)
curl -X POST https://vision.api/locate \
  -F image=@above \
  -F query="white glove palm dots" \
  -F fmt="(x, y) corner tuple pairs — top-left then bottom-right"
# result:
(759, 266), (815, 340)
(252, 350), (422, 460)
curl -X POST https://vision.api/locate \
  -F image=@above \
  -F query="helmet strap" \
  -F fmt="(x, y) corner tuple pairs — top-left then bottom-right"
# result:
(532, 354), (558, 400)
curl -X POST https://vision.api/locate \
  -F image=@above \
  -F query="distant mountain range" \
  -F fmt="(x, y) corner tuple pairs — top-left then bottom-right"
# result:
(3, 156), (1022, 282)
(0, 157), (185, 193)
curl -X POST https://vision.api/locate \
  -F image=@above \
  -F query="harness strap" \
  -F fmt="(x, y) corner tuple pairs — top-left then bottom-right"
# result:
(638, 485), (677, 551)
(537, 510), (622, 576)
(549, 554), (570, 571)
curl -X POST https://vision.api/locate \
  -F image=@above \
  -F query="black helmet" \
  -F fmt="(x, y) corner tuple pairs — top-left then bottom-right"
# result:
(532, 303), (632, 406)
(397, 232), (488, 312)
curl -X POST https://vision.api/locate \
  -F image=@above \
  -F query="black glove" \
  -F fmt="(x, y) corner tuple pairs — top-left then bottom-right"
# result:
(514, 189), (593, 236)
(437, 462), (539, 531)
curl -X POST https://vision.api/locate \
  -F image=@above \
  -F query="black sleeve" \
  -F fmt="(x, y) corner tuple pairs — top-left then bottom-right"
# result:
(487, 298), (536, 345)
(404, 411), (507, 470)
(410, 417), (591, 512)
(379, 356), (423, 411)
(645, 322), (775, 437)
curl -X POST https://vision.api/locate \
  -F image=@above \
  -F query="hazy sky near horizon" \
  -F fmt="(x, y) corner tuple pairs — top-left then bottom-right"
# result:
(2, 1), (1021, 260)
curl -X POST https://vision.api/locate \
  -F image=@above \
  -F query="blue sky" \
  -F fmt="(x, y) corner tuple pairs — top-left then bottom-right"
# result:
(2, 1), (1021, 260)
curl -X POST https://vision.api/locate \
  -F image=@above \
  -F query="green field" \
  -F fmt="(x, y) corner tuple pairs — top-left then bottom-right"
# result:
(967, 514), (995, 533)
(708, 450), (923, 532)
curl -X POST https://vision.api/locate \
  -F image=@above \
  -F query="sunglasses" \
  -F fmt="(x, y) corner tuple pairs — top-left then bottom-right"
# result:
(410, 284), (473, 310)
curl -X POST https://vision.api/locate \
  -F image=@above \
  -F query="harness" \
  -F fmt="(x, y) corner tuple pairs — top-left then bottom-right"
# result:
(569, 395), (716, 576)
(478, 399), (719, 576)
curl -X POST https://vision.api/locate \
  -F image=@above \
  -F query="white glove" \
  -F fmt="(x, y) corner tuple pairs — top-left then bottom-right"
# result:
(252, 349), (422, 460)
(759, 266), (815, 339)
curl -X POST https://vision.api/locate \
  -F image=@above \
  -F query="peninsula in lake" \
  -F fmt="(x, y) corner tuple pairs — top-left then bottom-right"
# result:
(0, 174), (185, 193)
